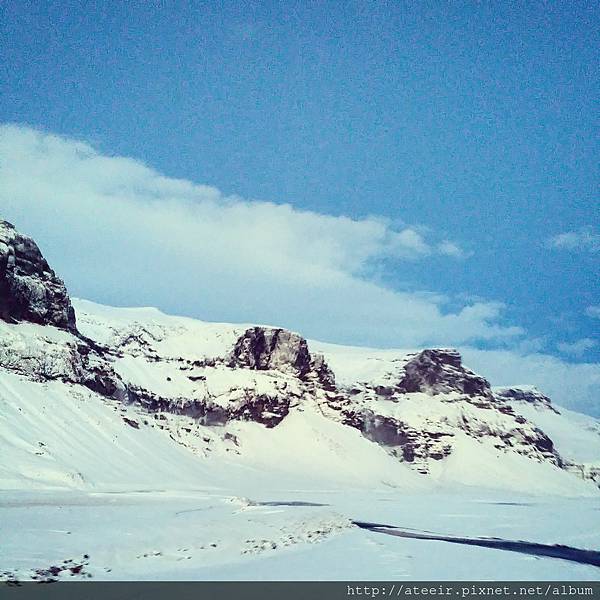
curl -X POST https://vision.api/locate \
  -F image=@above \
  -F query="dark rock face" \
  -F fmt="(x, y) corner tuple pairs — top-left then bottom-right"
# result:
(127, 385), (290, 428)
(398, 349), (492, 398)
(229, 392), (291, 428)
(494, 387), (560, 414)
(76, 344), (129, 402)
(229, 326), (336, 389)
(307, 352), (336, 390)
(127, 386), (229, 426)
(343, 409), (453, 469)
(119, 325), (338, 430)
(0, 220), (76, 332)
(230, 327), (311, 375)
(339, 398), (562, 473)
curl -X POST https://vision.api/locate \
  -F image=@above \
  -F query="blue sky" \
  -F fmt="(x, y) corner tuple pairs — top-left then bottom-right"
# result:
(0, 3), (598, 410)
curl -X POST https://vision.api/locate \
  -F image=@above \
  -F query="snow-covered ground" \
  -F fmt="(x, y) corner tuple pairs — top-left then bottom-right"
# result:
(2, 488), (599, 581)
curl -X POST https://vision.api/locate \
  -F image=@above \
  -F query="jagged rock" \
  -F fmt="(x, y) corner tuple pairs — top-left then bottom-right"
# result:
(78, 353), (129, 402)
(398, 349), (492, 398)
(230, 327), (311, 374)
(126, 386), (229, 425)
(0, 312), (126, 402)
(340, 408), (455, 472)
(308, 352), (336, 390)
(494, 386), (560, 414)
(126, 384), (291, 428)
(229, 326), (336, 389)
(0, 220), (76, 331)
(338, 398), (563, 473)
(564, 462), (600, 487)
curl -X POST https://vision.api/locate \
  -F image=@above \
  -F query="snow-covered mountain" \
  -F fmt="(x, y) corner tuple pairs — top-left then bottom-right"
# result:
(1, 218), (598, 494)
(2, 218), (600, 581)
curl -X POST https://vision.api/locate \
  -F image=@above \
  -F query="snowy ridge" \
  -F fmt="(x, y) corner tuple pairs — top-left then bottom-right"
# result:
(1, 296), (597, 495)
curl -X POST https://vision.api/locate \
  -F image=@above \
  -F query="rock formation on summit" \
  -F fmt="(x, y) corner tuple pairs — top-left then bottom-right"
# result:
(229, 326), (336, 389)
(397, 349), (492, 398)
(494, 386), (560, 414)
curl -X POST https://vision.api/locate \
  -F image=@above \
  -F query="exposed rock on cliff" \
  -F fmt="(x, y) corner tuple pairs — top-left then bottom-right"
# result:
(230, 327), (311, 373)
(0, 220), (76, 332)
(494, 386), (560, 414)
(127, 383), (294, 428)
(398, 349), (492, 398)
(0, 322), (127, 401)
(230, 326), (335, 389)
(318, 345), (563, 474)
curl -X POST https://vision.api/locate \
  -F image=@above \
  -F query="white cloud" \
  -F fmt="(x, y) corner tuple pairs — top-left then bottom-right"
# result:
(390, 228), (432, 257)
(0, 124), (508, 350)
(1, 124), (598, 415)
(546, 229), (600, 252)
(557, 338), (598, 357)
(585, 306), (600, 319)
(437, 240), (468, 258)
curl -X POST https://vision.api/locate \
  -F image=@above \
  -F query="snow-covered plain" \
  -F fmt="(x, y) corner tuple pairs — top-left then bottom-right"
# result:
(3, 487), (600, 581)
(1, 300), (600, 581)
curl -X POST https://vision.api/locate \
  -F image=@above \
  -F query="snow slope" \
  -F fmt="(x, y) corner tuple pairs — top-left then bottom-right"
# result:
(0, 370), (427, 493)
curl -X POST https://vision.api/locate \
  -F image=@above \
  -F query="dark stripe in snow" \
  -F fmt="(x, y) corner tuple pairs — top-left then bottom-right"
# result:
(352, 521), (600, 568)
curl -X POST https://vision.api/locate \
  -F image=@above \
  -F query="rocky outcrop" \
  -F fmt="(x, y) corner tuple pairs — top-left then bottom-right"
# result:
(0, 220), (129, 401)
(230, 327), (311, 374)
(309, 352), (336, 390)
(0, 220), (76, 332)
(127, 384), (294, 428)
(0, 325), (127, 401)
(229, 326), (335, 389)
(342, 409), (453, 473)
(323, 347), (564, 473)
(564, 462), (600, 487)
(494, 387), (560, 414)
(338, 400), (561, 474)
(397, 349), (492, 398)
(112, 325), (338, 428)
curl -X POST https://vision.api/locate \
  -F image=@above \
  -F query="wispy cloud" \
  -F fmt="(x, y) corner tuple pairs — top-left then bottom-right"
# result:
(437, 240), (469, 258)
(585, 306), (600, 319)
(557, 338), (598, 357)
(546, 229), (600, 253)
